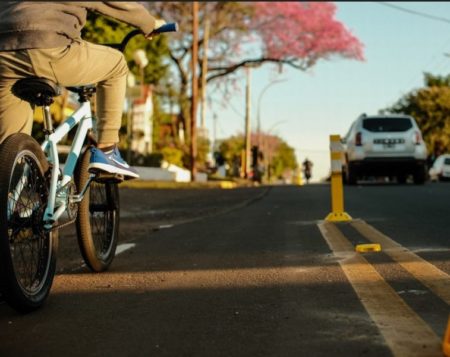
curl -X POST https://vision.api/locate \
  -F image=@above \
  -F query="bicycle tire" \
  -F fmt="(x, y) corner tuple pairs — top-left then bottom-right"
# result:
(0, 133), (58, 313)
(75, 148), (120, 272)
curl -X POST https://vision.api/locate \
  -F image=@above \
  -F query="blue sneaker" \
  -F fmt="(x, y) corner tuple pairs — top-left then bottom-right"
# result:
(88, 146), (139, 180)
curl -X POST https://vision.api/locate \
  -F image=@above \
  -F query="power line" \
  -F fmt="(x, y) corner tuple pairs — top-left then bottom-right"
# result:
(376, 2), (450, 25)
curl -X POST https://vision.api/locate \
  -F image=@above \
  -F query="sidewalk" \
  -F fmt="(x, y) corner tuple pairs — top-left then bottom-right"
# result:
(120, 177), (255, 190)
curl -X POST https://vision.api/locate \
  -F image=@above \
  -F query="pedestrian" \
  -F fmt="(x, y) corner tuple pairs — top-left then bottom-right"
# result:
(0, 2), (166, 179)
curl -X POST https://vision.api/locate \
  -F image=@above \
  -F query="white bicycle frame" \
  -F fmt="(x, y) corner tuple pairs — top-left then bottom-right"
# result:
(40, 100), (95, 229)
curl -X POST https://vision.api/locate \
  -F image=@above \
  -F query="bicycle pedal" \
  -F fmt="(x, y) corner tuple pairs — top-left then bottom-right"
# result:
(94, 172), (124, 183)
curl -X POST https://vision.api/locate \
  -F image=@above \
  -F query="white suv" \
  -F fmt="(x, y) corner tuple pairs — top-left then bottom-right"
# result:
(342, 114), (428, 185)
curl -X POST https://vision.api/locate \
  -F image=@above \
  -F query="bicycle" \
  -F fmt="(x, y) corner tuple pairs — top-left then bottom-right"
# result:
(0, 22), (178, 313)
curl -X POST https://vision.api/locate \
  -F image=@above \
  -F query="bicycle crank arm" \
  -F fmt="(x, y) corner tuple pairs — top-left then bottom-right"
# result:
(70, 173), (96, 203)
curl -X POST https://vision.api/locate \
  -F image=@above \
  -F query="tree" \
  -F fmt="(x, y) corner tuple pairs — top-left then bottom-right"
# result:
(218, 131), (297, 180)
(270, 140), (298, 179)
(82, 12), (170, 85)
(382, 72), (450, 158)
(145, 2), (364, 144)
(218, 134), (245, 166)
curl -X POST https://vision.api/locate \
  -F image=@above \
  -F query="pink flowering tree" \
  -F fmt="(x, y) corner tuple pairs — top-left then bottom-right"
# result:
(146, 2), (364, 143)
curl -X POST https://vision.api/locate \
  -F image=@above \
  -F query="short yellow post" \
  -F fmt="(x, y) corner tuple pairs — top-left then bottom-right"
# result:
(443, 315), (450, 356)
(293, 167), (303, 186)
(325, 134), (352, 222)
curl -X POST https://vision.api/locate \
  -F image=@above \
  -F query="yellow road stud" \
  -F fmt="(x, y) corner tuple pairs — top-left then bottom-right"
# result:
(443, 315), (450, 356)
(355, 243), (381, 253)
(220, 181), (236, 189)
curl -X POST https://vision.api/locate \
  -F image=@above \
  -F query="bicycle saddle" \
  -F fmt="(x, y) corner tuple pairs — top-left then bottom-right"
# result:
(67, 85), (96, 102)
(12, 77), (61, 106)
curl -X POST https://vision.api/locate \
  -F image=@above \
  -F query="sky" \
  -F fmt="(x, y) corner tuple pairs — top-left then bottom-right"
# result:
(205, 2), (450, 182)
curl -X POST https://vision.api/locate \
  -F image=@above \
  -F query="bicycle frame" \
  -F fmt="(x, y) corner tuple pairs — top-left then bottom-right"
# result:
(40, 100), (95, 229)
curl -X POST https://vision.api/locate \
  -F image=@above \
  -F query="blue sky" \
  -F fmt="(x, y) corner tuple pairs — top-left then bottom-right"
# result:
(206, 2), (450, 181)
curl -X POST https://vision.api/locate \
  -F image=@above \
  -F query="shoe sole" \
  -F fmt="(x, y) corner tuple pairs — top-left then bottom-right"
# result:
(88, 163), (140, 179)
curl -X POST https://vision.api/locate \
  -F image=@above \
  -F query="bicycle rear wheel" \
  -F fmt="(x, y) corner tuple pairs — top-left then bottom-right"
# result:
(0, 133), (58, 313)
(75, 148), (120, 272)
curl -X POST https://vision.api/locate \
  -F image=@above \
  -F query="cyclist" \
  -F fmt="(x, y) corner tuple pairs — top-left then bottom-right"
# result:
(302, 157), (313, 184)
(0, 2), (165, 179)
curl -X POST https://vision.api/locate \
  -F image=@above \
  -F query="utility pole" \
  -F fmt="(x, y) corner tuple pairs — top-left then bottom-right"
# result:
(244, 66), (252, 178)
(200, 19), (210, 131)
(190, 1), (199, 181)
(212, 112), (217, 153)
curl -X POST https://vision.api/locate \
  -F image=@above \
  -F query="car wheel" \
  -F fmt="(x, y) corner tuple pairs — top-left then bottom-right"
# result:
(413, 164), (426, 185)
(346, 164), (357, 185)
(397, 174), (407, 184)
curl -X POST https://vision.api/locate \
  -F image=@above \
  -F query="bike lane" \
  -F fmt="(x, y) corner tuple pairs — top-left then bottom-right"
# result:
(0, 184), (446, 356)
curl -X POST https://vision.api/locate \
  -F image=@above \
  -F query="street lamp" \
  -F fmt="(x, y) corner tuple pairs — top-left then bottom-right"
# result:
(128, 49), (149, 164)
(133, 49), (149, 98)
(256, 78), (287, 146)
(242, 62), (262, 178)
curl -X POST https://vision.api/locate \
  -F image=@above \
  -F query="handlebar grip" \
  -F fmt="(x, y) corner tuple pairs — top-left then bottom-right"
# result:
(152, 22), (178, 34)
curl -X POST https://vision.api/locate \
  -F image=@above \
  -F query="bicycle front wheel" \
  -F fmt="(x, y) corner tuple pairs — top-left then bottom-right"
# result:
(75, 148), (120, 272)
(0, 133), (58, 313)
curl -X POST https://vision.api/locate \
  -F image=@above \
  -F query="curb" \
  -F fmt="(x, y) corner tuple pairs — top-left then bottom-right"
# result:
(119, 180), (253, 190)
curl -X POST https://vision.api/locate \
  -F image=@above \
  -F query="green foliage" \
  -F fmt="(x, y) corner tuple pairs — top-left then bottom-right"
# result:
(197, 135), (212, 171)
(423, 72), (450, 87)
(270, 141), (298, 178)
(218, 133), (297, 179)
(145, 152), (164, 167)
(160, 146), (184, 167)
(218, 135), (245, 164)
(382, 72), (450, 155)
(82, 12), (170, 85)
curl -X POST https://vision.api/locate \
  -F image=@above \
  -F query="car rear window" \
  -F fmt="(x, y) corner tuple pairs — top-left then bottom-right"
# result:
(362, 118), (413, 132)
(444, 158), (450, 165)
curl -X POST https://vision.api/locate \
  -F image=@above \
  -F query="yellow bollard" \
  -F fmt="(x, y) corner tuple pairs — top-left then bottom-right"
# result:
(325, 134), (352, 222)
(443, 315), (450, 356)
(293, 167), (303, 186)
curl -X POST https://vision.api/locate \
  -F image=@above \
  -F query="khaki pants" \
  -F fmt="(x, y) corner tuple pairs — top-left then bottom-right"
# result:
(0, 40), (128, 144)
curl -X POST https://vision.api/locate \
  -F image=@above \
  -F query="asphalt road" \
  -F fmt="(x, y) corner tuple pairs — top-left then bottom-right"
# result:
(0, 182), (449, 356)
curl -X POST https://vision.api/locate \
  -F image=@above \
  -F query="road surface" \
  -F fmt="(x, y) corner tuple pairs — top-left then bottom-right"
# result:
(0, 183), (449, 356)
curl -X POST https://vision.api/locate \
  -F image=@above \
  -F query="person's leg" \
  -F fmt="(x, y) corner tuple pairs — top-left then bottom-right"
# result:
(25, 41), (137, 179)
(0, 51), (35, 143)
(28, 40), (128, 146)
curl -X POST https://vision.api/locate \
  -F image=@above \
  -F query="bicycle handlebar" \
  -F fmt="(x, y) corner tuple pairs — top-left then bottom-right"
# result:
(153, 22), (178, 34)
(109, 22), (178, 52)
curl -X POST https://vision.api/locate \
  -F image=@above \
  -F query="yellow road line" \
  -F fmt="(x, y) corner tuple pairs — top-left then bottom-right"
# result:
(318, 221), (441, 357)
(351, 219), (450, 305)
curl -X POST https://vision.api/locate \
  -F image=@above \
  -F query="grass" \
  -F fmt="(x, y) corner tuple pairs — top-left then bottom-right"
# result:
(119, 179), (242, 190)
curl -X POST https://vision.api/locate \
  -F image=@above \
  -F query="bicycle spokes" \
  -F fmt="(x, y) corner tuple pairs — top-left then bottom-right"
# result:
(7, 154), (50, 294)
(90, 183), (116, 259)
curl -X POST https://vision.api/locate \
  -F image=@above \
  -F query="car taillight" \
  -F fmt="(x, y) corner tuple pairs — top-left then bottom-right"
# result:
(414, 131), (422, 145)
(355, 132), (362, 146)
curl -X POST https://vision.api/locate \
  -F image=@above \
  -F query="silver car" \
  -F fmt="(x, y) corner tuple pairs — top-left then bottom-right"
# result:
(429, 154), (450, 182)
(342, 114), (428, 185)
